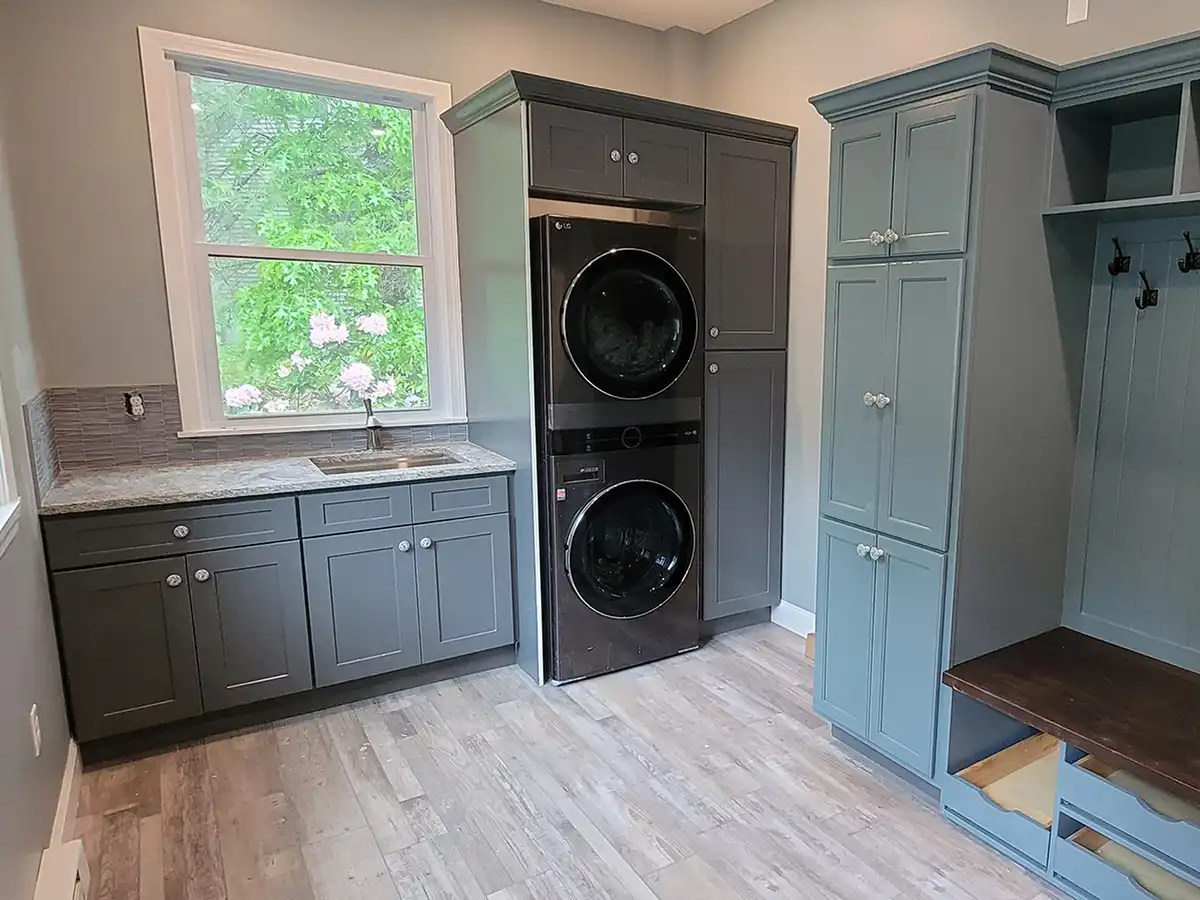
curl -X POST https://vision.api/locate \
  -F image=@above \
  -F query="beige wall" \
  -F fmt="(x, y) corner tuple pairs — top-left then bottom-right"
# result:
(702, 0), (1200, 613)
(0, 0), (690, 388)
(0, 65), (71, 900)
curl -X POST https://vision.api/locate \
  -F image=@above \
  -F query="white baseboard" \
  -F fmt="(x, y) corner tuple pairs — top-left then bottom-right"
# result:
(49, 740), (81, 847)
(771, 601), (816, 637)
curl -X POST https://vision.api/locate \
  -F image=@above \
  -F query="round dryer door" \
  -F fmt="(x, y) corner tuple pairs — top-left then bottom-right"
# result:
(561, 248), (698, 400)
(565, 480), (695, 619)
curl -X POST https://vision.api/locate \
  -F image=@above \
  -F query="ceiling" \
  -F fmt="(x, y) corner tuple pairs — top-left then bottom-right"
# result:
(538, 0), (776, 34)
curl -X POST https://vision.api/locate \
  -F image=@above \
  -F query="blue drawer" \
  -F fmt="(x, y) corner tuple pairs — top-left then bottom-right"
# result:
(1059, 755), (1200, 880)
(943, 775), (1051, 869)
(1053, 831), (1200, 900)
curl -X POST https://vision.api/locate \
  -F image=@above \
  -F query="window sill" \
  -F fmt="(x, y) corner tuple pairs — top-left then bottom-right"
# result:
(0, 499), (21, 560)
(178, 413), (468, 439)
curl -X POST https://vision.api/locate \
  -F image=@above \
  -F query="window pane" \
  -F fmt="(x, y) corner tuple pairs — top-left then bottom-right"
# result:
(210, 258), (429, 417)
(192, 76), (419, 255)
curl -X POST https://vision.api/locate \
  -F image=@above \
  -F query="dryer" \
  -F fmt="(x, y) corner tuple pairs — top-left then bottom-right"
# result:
(531, 216), (703, 430)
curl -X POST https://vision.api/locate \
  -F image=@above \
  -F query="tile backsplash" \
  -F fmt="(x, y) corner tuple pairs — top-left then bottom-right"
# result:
(24, 383), (468, 490)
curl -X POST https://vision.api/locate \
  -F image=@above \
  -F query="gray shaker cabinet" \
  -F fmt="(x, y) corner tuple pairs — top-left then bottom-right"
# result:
(827, 113), (895, 260)
(414, 514), (515, 663)
(528, 104), (624, 198)
(304, 526), (422, 687)
(188, 542), (312, 711)
(54, 557), (202, 742)
(622, 118), (705, 205)
(705, 135), (793, 349)
(703, 350), (786, 621)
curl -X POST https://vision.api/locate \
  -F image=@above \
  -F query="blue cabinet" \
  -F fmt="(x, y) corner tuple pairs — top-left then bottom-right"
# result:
(827, 95), (975, 260)
(815, 519), (946, 778)
(821, 260), (964, 551)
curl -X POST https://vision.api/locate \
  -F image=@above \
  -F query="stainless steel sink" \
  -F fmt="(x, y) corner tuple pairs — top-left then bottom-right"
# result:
(310, 450), (459, 475)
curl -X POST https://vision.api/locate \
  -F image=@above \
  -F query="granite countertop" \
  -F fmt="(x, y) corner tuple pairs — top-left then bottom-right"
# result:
(39, 442), (517, 516)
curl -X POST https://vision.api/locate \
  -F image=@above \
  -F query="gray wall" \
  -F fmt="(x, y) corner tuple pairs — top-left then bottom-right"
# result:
(0, 0), (698, 389)
(0, 62), (71, 900)
(702, 0), (1200, 613)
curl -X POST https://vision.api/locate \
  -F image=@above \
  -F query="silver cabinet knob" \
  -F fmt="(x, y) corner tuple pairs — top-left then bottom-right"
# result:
(398, 540), (412, 553)
(863, 392), (879, 407)
(173, 525), (190, 539)
(610, 149), (622, 162)
(166, 574), (183, 588)
(884, 228), (900, 244)
(709, 363), (719, 374)
(869, 547), (885, 561)
(419, 537), (433, 550)
(869, 230), (885, 246)
(709, 326), (720, 338)
(856, 544), (871, 558)
(627, 151), (639, 164)
(875, 394), (892, 409)
(194, 569), (211, 583)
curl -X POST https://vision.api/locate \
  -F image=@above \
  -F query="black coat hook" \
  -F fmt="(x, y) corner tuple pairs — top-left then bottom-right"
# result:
(1179, 232), (1200, 273)
(1136, 271), (1159, 310)
(1109, 237), (1131, 277)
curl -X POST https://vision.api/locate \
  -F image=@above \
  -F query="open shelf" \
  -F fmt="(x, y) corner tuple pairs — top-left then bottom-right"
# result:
(1049, 84), (1184, 207)
(1044, 192), (1200, 221)
(957, 733), (1060, 828)
(1182, 81), (1200, 195)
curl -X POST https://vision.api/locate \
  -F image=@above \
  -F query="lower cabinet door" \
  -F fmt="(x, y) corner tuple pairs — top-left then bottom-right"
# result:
(53, 558), (202, 741)
(304, 527), (421, 686)
(188, 542), (312, 710)
(814, 518), (877, 739)
(703, 350), (787, 620)
(867, 535), (946, 777)
(414, 514), (515, 663)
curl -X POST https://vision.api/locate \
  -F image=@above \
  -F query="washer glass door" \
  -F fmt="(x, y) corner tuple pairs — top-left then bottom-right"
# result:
(566, 480), (695, 619)
(562, 248), (698, 400)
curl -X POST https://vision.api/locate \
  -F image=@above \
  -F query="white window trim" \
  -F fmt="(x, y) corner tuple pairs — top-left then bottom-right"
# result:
(0, 380), (20, 559)
(138, 27), (465, 436)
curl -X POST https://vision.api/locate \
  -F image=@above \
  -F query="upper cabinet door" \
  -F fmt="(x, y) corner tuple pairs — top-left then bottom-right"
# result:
(877, 260), (965, 551)
(414, 514), (515, 663)
(814, 518), (877, 739)
(827, 113), (895, 260)
(868, 535), (946, 778)
(54, 558), (202, 741)
(188, 542), (312, 711)
(820, 265), (889, 531)
(528, 103), (624, 199)
(703, 350), (787, 621)
(889, 95), (976, 256)
(622, 120), (705, 205)
(705, 135), (792, 350)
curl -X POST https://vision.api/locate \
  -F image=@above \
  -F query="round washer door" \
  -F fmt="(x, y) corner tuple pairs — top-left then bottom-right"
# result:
(562, 248), (698, 400)
(565, 480), (695, 619)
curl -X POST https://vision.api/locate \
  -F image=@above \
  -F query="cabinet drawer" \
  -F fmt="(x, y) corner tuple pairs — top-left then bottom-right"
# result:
(44, 497), (298, 570)
(411, 476), (508, 523)
(1054, 829), (1200, 900)
(299, 485), (413, 537)
(1060, 753), (1200, 877)
(942, 733), (1059, 869)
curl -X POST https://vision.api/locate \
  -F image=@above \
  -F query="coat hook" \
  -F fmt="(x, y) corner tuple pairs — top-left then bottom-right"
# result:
(1179, 232), (1200, 273)
(1135, 270), (1159, 311)
(1108, 237), (1131, 277)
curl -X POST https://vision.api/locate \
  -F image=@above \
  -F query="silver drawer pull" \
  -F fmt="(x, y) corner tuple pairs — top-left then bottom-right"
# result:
(856, 544), (871, 558)
(419, 537), (433, 550)
(869, 547), (885, 562)
(173, 525), (190, 539)
(166, 574), (183, 588)
(710, 327), (720, 338)
(194, 569), (211, 583)
(869, 230), (885, 246)
(884, 228), (900, 244)
(610, 149), (622, 162)
(863, 392), (879, 407)
(874, 394), (892, 409)
(627, 151), (639, 164)
(398, 540), (412, 553)
(709, 363), (719, 374)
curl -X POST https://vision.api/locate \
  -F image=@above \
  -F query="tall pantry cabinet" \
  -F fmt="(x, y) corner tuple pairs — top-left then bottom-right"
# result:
(810, 50), (1078, 782)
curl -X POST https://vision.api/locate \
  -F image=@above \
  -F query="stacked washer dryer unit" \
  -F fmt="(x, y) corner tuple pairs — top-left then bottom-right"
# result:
(531, 215), (705, 683)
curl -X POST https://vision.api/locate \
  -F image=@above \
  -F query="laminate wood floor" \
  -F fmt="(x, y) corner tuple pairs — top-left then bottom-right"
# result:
(73, 624), (1058, 900)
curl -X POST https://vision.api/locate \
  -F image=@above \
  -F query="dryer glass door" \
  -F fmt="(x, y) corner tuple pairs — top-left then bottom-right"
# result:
(566, 480), (695, 619)
(562, 248), (698, 400)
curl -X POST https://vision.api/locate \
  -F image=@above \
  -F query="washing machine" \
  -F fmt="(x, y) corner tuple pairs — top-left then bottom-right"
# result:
(544, 420), (701, 683)
(531, 215), (703, 431)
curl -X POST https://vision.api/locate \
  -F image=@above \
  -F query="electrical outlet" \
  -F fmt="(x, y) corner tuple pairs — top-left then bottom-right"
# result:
(30, 704), (41, 758)
(1067, 0), (1088, 24)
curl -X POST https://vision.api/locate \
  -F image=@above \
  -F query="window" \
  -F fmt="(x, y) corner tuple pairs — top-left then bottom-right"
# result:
(139, 29), (464, 434)
(0, 378), (20, 557)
